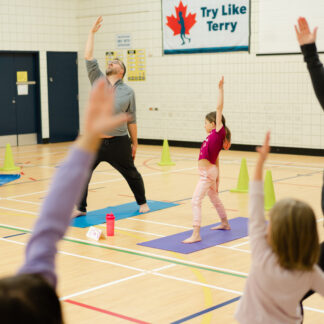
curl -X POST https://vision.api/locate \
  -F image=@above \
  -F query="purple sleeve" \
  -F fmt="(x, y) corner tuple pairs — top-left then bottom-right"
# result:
(18, 146), (95, 287)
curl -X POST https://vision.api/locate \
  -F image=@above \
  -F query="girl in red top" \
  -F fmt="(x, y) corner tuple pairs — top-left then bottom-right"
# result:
(183, 77), (230, 243)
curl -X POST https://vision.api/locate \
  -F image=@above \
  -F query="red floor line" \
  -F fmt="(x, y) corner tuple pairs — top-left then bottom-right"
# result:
(64, 299), (151, 324)
(142, 158), (161, 171)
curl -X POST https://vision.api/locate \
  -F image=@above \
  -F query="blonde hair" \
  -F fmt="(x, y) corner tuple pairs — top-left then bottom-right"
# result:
(269, 198), (319, 271)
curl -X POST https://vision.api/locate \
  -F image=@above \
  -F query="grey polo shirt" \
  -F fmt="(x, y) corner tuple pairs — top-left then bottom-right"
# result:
(86, 59), (136, 137)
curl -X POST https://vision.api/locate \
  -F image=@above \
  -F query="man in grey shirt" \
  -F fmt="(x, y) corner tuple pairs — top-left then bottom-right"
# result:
(73, 16), (149, 217)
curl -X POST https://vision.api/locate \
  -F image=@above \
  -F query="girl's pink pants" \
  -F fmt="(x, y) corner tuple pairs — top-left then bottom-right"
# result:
(192, 165), (227, 226)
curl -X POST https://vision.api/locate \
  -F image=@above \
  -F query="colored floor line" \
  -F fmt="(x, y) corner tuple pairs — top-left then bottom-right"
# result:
(0, 224), (246, 279)
(173, 170), (323, 204)
(171, 296), (241, 323)
(64, 299), (150, 324)
(3, 234), (324, 316)
(279, 182), (322, 188)
(62, 237), (246, 278)
(273, 171), (322, 183)
(2, 232), (27, 239)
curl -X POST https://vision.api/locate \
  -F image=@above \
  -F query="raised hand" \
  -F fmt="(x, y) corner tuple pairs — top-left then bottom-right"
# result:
(254, 132), (270, 181)
(84, 78), (129, 136)
(218, 76), (224, 89)
(91, 16), (103, 34)
(295, 17), (318, 46)
(256, 131), (270, 163)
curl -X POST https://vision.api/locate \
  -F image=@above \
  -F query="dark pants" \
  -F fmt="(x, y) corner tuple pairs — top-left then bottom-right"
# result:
(300, 172), (324, 322)
(77, 136), (146, 212)
(300, 241), (324, 320)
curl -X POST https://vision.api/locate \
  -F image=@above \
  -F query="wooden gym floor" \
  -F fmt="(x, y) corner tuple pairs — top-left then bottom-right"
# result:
(0, 143), (323, 323)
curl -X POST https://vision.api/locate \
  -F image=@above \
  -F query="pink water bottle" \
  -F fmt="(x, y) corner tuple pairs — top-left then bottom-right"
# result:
(106, 213), (115, 236)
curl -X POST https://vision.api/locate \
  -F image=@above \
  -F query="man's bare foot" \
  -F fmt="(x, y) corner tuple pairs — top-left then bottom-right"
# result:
(182, 235), (201, 243)
(71, 209), (86, 218)
(139, 203), (150, 213)
(211, 223), (231, 230)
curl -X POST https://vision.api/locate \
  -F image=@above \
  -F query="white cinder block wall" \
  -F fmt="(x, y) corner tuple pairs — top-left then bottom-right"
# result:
(77, 0), (324, 149)
(1, 0), (323, 149)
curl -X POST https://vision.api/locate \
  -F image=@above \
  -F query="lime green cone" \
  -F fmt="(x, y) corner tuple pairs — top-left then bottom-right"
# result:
(158, 139), (175, 166)
(230, 158), (249, 193)
(264, 170), (276, 210)
(0, 144), (20, 172)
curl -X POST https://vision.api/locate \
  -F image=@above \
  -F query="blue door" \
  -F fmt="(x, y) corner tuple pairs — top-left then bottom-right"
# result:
(47, 52), (79, 142)
(0, 52), (41, 146)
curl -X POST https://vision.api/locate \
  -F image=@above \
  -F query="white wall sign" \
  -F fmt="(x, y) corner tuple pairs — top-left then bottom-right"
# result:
(162, 0), (250, 54)
(17, 84), (28, 95)
(116, 34), (132, 49)
(259, 0), (324, 54)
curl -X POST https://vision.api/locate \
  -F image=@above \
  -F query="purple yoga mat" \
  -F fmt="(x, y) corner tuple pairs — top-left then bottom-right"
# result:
(138, 217), (248, 254)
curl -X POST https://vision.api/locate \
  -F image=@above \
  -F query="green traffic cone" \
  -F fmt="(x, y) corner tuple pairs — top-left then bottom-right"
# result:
(264, 170), (276, 210)
(230, 158), (249, 193)
(158, 139), (175, 166)
(0, 144), (20, 172)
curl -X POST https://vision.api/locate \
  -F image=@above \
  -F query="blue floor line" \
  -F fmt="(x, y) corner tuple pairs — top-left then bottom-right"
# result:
(3, 232), (27, 239)
(171, 296), (241, 323)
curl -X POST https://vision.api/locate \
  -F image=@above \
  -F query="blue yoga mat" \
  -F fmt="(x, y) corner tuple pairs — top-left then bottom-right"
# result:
(0, 174), (20, 186)
(71, 200), (179, 228)
(138, 217), (248, 254)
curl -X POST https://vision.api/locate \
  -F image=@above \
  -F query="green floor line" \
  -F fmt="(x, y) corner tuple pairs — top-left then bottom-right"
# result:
(0, 225), (30, 233)
(0, 224), (247, 279)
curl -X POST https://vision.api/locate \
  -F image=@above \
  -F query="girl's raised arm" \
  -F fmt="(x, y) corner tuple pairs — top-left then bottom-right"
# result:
(216, 76), (224, 132)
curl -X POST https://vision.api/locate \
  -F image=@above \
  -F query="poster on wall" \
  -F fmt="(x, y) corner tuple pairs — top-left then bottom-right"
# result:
(105, 51), (124, 68)
(162, 0), (250, 54)
(127, 49), (146, 81)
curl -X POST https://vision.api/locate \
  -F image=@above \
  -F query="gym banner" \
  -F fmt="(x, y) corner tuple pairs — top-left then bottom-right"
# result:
(162, 0), (250, 54)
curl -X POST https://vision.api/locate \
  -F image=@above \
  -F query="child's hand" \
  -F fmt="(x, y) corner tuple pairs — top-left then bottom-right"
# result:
(84, 78), (129, 136)
(256, 131), (270, 163)
(218, 76), (224, 89)
(254, 132), (270, 181)
(295, 17), (317, 46)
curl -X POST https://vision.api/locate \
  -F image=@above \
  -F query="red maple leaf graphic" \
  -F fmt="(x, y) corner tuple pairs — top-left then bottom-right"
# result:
(166, 1), (196, 36)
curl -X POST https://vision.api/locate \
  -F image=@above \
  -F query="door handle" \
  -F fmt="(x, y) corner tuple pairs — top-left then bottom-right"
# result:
(49, 77), (53, 82)
(12, 99), (16, 104)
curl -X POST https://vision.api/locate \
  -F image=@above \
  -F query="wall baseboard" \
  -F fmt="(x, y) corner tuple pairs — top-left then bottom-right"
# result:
(138, 139), (324, 157)
(41, 138), (50, 144)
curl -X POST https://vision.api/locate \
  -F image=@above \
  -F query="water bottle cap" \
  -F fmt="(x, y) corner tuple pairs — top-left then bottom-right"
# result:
(106, 213), (115, 219)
